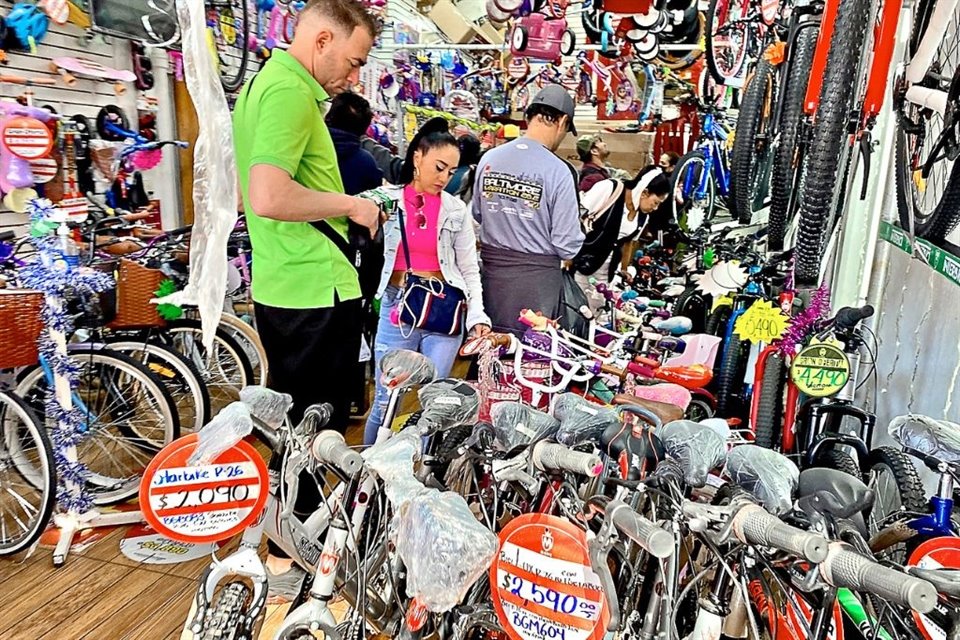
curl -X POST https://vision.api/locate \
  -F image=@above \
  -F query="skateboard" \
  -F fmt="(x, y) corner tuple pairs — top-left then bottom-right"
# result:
(50, 57), (137, 95)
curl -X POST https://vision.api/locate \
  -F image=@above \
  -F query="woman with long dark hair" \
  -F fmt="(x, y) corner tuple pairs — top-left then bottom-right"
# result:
(364, 118), (490, 445)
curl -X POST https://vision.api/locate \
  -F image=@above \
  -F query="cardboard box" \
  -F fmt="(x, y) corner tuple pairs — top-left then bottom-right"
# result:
(473, 17), (504, 44)
(428, 0), (477, 44)
(558, 131), (655, 176)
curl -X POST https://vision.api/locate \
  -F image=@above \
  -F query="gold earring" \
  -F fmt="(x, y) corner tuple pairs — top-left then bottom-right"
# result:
(414, 166), (420, 179)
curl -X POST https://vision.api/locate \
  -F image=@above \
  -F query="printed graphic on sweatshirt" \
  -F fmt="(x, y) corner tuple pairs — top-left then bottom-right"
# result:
(481, 171), (544, 207)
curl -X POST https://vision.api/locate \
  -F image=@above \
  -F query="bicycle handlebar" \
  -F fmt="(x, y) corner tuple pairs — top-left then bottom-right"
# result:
(833, 305), (874, 331)
(531, 441), (603, 477)
(731, 503), (828, 563)
(607, 500), (674, 559)
(819, 543), (936, 613)
(311, 430), (363, 478)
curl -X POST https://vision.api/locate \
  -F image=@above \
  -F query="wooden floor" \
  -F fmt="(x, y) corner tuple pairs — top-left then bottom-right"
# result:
(0, 421), (367, 640)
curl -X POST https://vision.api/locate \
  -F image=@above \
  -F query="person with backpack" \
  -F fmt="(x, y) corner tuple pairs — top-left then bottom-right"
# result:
(326, 92), (383, 195)
(444, 133), (480, 202)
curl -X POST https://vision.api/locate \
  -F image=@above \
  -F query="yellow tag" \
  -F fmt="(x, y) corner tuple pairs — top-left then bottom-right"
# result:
(148, 363), (176, 379)
(711, 294), (734, 312)
(790, 340), (850, 398)
(913, 170), (926, 193)
(404, 113), (419, 142)
(734, 299), (789, 343)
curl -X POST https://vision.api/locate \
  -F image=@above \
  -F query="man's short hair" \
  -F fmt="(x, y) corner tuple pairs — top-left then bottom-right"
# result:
(326, 92), (374, 136)
(525, 102), (565, 126)
(303, 0), (381, 38)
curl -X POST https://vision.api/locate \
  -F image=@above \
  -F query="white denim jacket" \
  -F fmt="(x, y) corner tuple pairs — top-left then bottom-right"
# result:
(376, 185), (491, 331)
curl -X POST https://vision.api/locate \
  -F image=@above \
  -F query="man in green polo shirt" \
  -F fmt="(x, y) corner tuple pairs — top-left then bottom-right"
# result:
(233, 0), (380, 600)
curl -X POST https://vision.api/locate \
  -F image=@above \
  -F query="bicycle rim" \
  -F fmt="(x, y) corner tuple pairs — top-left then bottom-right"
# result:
(673, 152), (716, 233)
(707, 0), (750, 83)
(217, 313), (268, 386)
(208, 0), (250, 93)
(0, 391), (55, 555)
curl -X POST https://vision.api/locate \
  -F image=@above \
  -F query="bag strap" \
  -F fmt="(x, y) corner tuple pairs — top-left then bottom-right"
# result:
(396, 201), (412, 272)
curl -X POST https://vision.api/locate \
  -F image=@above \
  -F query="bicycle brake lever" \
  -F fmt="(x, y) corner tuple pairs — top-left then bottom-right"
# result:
(587, 530), (622, 632)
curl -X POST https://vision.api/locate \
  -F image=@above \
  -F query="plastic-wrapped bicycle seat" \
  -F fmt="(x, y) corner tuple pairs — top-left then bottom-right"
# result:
(490, 401), (560, 452)
(417, 378), (480, 431)
(380, 349), (437, 389)
(725, 445), (799, 515)
(889, 414), (960, 464)
(553, 393), (620, 446)
(363, 429), (430, 507)
(395, 488), (498, 613)
(657, 420), (726, 487)
(239, 386), (292, 429)
(189, 402), (253, 466)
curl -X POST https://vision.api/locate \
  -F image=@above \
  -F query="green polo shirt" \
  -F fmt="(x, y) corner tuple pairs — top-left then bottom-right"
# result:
(233, 50), (360, 309)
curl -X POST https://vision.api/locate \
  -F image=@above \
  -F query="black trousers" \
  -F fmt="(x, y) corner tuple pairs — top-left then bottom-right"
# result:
(254, 297), (361, 558)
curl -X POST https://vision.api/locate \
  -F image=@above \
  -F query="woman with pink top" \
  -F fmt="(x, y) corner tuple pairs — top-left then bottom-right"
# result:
(364, 118), (491, 444)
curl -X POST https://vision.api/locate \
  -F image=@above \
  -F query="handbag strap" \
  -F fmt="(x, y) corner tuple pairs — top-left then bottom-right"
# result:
(396, 201), (413, 272)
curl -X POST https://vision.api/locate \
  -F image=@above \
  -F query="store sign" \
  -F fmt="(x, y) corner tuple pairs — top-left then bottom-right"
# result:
(491, 513), (609, 640)
(119, 524), (219, 564)
(790, 340), (850, 398)
(139, 433), (269, 544)
(3, 117), (54, 160)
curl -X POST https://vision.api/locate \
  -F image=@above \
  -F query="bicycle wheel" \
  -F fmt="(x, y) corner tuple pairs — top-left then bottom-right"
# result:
(769, 26), (819, 251)
(197, 582), (260, 639)
(705, 0), (750, 84)
(793, 0), (872, 286)
(895, 0), (960, 242)
(658, 12), (705, 70)
(16, 347), (179, 505)
(753, 351), (786, 449)
(207, 0), (250, 93)
(0, 390), (55, 556)
(705, 305), (731, 337)
(730, 59), (777, 224)
(715, 332), (747, 417)
(812, 448), (860, 476)
(106, 339), (211, 433)
(156, 319), (255, 415)
(217, 312), (268, 386)
(865, 446), (926, 563)
(672, 149), (717, 233)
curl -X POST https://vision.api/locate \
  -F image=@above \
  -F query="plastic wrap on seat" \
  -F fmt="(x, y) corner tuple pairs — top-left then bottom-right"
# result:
(417, 379), (481, 431)
(363, 429), (430, 506)
(395, 489), (498, 613)
(189, 402), (253, 466)
(239, 386), (292, 429)
(489, 401), (560, 452)
(553, 393), (620, 446)
(380, 349), (437, 389)
(889, 414), (960, 464)
(657, 420), (726, 487)
(725, 445), (799, 515)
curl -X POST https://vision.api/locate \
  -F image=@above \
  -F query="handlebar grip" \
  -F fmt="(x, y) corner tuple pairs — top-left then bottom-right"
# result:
(531, 441), (604, 477)
(834, 305), (874, 330)
(311, 431), (363, 478)
(732, 504), (829, 563)
(820, 544), (936, 613)
(608, 500), (674, 558)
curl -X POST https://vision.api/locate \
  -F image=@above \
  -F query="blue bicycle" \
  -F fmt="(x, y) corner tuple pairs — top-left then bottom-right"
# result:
(670, 101), (734, 234)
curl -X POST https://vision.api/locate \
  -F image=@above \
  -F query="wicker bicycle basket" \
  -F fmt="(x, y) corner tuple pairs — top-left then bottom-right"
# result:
(107, 259), (167, 329)
(0, 289), (43, 369)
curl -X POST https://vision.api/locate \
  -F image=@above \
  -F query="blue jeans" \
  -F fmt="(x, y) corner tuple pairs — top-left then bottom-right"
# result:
(363, 286), (463, 444)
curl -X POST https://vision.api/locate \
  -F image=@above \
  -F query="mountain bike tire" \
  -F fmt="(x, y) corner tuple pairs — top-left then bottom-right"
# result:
(793, 0), (872, 286)
(769, 26), (819, 251)
(715, 332), (746, 417)
(207, 0), (250, 93)
(753, 351), (785, 449)
(0, 390), (55, 556)
(731, 59), (776, 224)
(198, 581), (256, 639)
(812, 448), (860, 477)
(705, 306), (731, 337)
(705, 0), (750, 84)
(866, 446), (926, 564)
(672, 149), (717, 233)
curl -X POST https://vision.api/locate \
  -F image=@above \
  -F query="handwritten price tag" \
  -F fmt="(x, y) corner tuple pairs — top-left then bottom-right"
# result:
(790, 340), (850, 398)
(491, 514), (609, 640)
(734, 299), (789, 343)
(139, 434), (268, 544)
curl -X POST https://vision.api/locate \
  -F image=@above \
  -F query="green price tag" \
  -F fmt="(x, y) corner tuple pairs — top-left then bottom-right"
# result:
(790, 341), (850, 398)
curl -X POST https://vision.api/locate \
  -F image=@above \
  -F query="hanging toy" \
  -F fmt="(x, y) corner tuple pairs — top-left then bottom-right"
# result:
(5, 4), (49, 54)
(38, 0), (69, 25)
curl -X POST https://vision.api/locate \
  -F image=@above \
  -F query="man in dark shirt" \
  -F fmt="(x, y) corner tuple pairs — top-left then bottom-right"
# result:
(577, 134), (610, 192)
(325, 92), (383, 195)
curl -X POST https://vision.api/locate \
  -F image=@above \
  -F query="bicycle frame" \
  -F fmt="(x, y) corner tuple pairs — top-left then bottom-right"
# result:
(683, 114), (732, 199)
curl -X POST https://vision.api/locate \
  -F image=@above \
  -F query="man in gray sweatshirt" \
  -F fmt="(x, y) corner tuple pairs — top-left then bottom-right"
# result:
(472, 84), (585, 334)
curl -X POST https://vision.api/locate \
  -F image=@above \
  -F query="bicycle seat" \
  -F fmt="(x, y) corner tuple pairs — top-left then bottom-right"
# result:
(889, 414), (960, 465)
(625, 384), (692, 412)
(908, 567), (960, 599)
(600, 420), (665, 480)
(657, 420), (726, 487)
(797, 467), (874, 524)
(726, 445), (799, 516)
(612, 393), (684, 424)
(239, 386), (293, 429)
(553, 393), (620, 447)
(0, 230), (15, 243)
(489, 401), (560, 453)
(380, 349), (437, 390)
(417, 378), (480, 431)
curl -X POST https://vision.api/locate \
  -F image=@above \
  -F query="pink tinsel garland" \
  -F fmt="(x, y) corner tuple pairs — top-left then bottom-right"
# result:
(778, 285), (831, 355)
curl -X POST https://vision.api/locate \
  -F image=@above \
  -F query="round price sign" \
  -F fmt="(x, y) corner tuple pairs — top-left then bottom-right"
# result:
(790, 341), (850, 398)
(2, 117), (54, 160)
(139, 433), (269, 544)
(28, 157), (58, 184)
(909, 537), (960, 640)
(491, 513), (609, 640)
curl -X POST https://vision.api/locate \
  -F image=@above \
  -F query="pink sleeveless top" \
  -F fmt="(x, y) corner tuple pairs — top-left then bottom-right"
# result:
(393, 185), (442, 272)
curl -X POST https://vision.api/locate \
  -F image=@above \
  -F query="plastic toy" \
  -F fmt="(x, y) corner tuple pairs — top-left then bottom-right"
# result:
(6, 3), (49, 54)
(38, 0), (69, 25)
(511, 14), (575, 60)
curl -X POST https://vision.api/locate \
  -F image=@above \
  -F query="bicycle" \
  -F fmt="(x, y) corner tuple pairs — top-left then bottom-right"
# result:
(206, 0), (252, 93)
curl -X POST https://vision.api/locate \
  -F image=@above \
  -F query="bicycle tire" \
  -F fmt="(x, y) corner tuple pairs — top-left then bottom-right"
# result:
(769, 26), (819, 251)
(705, 306), (731, 337)
(0, 390), (55, 556)
(793, 0), (872, 286)
(715, 332), (746, 417)
(217, 312), (268, 386)
(865, 446), (926, 563)
(16, 347), (179, 505)
(674, 286), (706, 333)
(209, 0), (250, 93)
(106, 339), (211, 432)
(731, 60), (777, 224)
(753, 351), (786, 450)
(672, 149), (717, 233)
(684, 395), (715, 421)
(705, 0), (750, 84)
(198, 581), (254, 639)
(812, 448), (860, 477)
